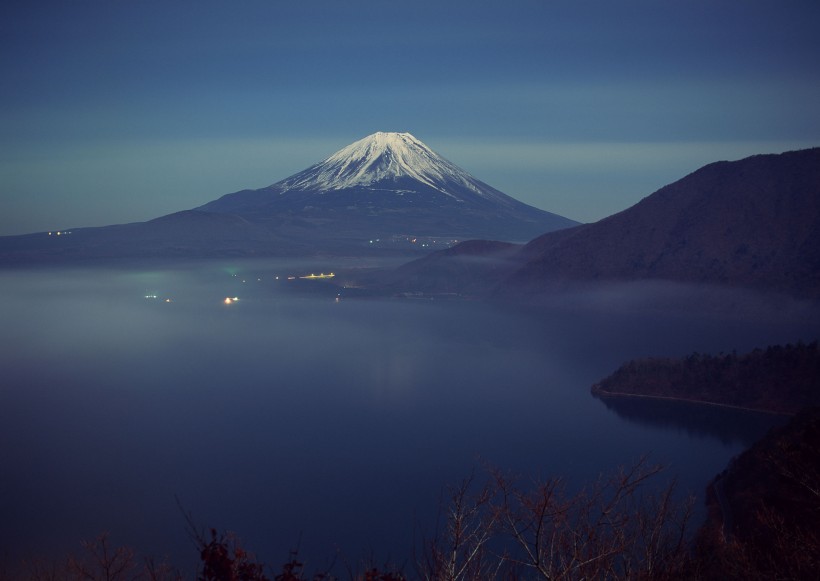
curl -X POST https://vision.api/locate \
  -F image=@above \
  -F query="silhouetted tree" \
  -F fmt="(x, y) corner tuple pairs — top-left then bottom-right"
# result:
(417, 458), (693, 580)
(19, 532), (181, 581)
(417, 474), (501, 581)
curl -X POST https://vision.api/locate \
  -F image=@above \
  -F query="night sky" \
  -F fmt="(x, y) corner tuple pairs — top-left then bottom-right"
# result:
(2, 0), (819, 235)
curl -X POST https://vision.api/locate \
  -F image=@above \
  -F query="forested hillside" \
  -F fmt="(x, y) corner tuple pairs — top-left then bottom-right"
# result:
(591, 341), (820, 414)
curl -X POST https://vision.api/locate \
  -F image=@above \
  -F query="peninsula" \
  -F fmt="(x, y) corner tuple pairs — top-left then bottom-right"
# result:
(591, 342), (820, 415)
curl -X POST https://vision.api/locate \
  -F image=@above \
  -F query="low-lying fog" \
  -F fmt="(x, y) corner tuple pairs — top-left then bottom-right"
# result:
(1, 260), (818, 569)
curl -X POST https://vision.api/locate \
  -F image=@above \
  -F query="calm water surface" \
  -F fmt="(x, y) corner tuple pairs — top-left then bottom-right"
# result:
(1, 261), (817, 569)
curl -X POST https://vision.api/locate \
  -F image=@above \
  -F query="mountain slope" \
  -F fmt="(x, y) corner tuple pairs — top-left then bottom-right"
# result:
(498, 147), (820, 298)
(0, 132), (578, 264)
(0, 211), (302, 265)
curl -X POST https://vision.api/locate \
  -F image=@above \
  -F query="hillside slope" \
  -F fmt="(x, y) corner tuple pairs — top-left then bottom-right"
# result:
(498, 147), (820, 298)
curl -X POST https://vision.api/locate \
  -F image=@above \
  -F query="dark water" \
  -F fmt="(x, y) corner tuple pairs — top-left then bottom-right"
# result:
(1, 262), (817, 570)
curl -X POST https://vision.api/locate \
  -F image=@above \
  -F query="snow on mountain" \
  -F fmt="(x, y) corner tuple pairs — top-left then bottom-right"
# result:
(276, 131), (489, 199)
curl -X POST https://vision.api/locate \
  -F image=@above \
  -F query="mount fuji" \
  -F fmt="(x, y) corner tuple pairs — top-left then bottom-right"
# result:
(198, 131), (577, 244)
(0, 132), (577, 263)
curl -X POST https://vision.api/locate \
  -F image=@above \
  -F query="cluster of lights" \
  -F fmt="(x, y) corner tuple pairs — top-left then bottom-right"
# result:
(369, 236), (459, 248)
(232, 273), (266, 284)
(144, 294), (172, 303)
(48, 231), (72, 236)
(143, 265), (343, 309)
(146, 294), (239, 305)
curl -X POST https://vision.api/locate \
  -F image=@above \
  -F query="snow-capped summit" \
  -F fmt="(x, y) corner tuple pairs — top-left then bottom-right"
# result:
(278, 131), (487, 199)
(197, 131), (579, 243)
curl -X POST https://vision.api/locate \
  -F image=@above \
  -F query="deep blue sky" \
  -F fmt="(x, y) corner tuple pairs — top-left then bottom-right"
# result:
(2, 0), (819, 235)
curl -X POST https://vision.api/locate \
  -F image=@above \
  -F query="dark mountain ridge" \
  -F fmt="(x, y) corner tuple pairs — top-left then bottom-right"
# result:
(378, 147), (820, 299)
(502, 147), (820, 297)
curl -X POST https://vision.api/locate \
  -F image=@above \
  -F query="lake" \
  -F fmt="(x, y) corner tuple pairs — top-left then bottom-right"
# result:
(1, 260), (817, 572)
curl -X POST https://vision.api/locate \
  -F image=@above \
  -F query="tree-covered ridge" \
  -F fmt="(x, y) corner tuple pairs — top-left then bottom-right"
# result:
(693, 406), (820, 580)
(591, 341), (820, 414)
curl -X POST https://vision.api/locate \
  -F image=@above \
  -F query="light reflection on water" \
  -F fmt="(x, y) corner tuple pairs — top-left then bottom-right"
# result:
(0, 262), (817, 569)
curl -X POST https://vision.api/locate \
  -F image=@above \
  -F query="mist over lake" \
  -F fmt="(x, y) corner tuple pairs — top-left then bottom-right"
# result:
(1, 261), (818, 569)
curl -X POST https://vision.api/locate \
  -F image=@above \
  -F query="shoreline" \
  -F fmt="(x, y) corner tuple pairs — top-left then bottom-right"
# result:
(590, 387), (796, 416)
